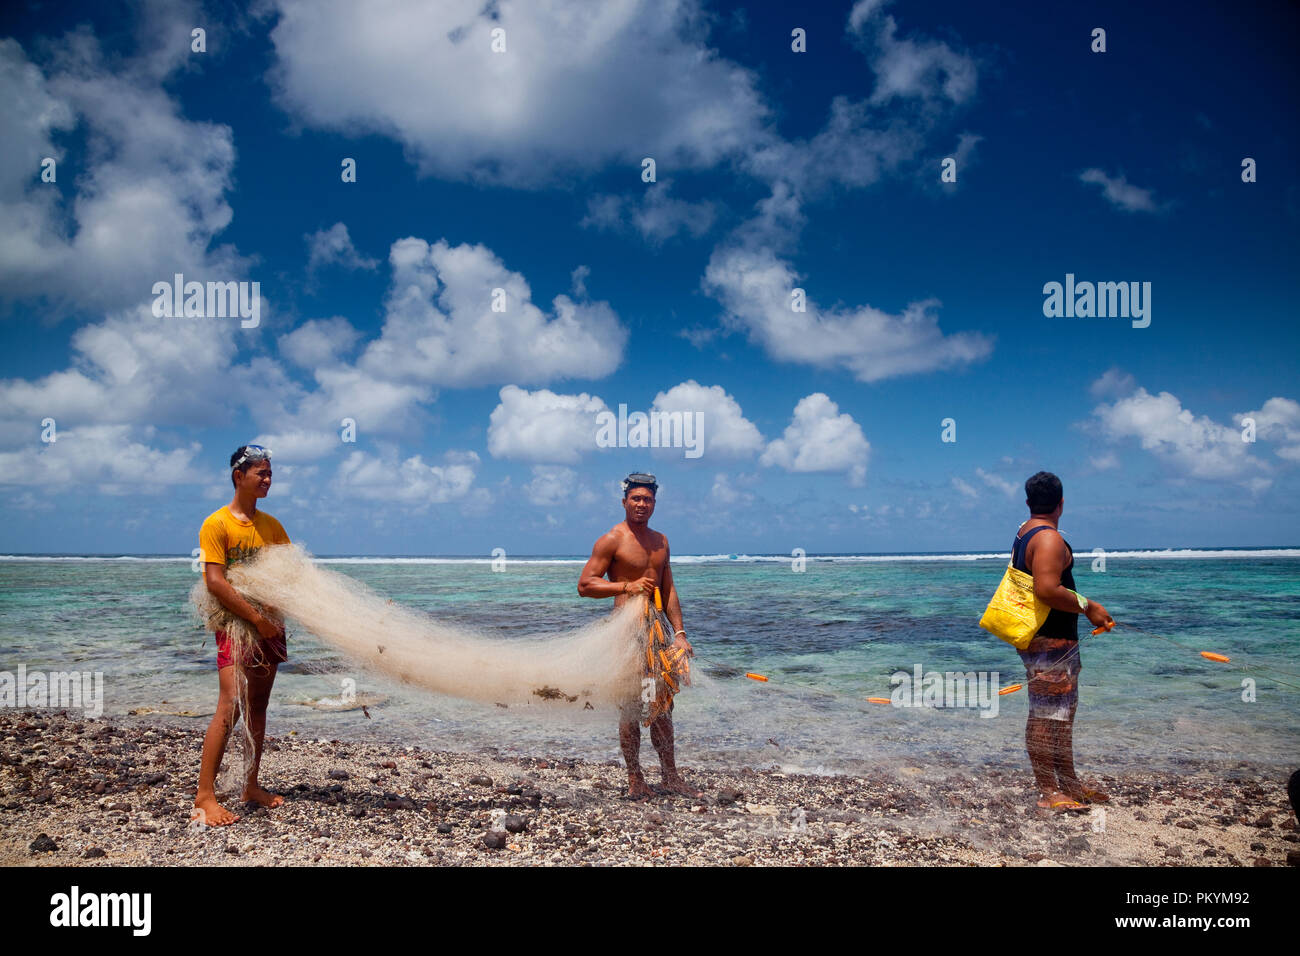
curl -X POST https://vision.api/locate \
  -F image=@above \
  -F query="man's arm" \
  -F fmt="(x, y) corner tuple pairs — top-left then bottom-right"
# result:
(1028, 532), (1113, 629)
(578, 532), (650, 598)
(204, 563), (283, 640)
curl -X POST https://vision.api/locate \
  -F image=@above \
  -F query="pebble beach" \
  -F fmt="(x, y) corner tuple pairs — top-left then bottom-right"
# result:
(2, 709), (1296, 868)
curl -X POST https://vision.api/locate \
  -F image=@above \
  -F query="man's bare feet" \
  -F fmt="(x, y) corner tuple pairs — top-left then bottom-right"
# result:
(1036, 790), (1088, 813)
(1062, 780), (1110, 803)
(241, 784), (284, 808)
(626, 771), (655, 800)
(659, 773), (704, 799)
(192, 793), (239, 826)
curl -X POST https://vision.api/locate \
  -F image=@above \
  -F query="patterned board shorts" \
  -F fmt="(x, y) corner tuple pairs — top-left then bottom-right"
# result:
(1017, 640), (1081, 722)
(215, 629), (287, 671)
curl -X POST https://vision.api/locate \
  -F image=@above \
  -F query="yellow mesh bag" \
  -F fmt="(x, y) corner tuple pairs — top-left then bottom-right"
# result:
(979, 563), (1048, 650)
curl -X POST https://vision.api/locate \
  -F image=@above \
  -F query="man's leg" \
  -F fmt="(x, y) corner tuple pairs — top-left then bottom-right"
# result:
(1051, 703), (1079, 786)
(1021, 648), (1086, 810)
(1025, 715), (1064, 805)
(619, 714), (654, 798)
(193, 665), (241, 825)
(1055, 702), (1109, 802)
(649, 709), (702, 798)
(240, 663), (284, 808)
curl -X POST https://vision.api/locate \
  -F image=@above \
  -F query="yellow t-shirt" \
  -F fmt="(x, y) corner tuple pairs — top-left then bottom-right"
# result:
(199, 506), (290, 567)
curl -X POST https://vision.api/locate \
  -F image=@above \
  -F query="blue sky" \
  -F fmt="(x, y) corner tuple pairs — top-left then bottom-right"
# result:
(1, 0), (1297, 556)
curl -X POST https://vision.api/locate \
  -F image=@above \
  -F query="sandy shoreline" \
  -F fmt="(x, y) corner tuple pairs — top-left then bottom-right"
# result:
(1, 709), (1296, 867)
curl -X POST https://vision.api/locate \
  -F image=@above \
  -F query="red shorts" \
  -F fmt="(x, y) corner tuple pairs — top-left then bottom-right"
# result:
(215, 629), (287, 670)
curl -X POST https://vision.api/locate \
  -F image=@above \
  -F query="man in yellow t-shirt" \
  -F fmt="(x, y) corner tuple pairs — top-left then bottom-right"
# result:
(192, 444), (291, 827)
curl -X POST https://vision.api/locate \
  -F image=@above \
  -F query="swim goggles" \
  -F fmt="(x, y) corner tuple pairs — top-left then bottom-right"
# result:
(233, 444), (272, 468)
(621, 472), (658, 494)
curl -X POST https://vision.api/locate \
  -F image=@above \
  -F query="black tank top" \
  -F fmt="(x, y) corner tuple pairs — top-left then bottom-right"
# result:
(1011, 524), (1079, 640)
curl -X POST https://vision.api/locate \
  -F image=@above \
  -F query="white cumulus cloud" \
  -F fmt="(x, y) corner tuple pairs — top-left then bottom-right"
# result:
(1236, 397), (1300, 462)
(249, 429), (342, 463)
(0, 303), (245, 435)
(358, 237), (626, 387)
(265, 0), (771, 187)
(0, 34), (249, 314)
(0, 425), (202, 492)
(849, 0), (978, 106)
(487, 385), (610, 464)
(278, 316), (362, 369)
(703, 243), (992, 383)
(523, 465), (582, 506)
(1090, 367), (1138, 399)
(305, 223), (378, 272)
(336, 448), (481, 505)
(761, 393), (870, 485)
(650, 381), (764, 458)
(1092, 387), (1269, 486)
(711, 472), (756, 506)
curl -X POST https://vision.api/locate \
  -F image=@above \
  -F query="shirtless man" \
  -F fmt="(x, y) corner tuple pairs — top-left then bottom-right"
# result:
(578, 473), (699, 799)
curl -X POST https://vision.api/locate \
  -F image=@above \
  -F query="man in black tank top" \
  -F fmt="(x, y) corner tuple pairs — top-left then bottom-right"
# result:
(1015, 472), (1114, 812)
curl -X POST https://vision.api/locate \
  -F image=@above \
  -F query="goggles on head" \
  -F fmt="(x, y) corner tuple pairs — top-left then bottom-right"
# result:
(233, 444), (272, 469)
(622, 472), (658, 495)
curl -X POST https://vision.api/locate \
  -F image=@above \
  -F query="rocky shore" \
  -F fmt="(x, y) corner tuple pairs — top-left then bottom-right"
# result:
(2, 710), (1296, 867)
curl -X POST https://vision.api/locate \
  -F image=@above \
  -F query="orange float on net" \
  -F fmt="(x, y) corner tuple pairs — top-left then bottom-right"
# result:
(1200, 651), (1231, 663)
(745, 673), (769, 682)
(865, 697), (891, 704)
(998, 683), (1024, 696)
(654, 587), (663, 612)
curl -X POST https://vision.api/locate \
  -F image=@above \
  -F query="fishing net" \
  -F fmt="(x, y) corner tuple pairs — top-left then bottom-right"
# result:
(190, 543), (655, 713)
